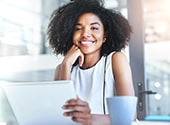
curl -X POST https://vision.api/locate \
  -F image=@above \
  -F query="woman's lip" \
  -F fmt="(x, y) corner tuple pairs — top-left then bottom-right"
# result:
(80, 41), (95, 46)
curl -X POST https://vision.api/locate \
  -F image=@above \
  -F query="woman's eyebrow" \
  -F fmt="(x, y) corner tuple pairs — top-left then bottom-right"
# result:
(91, 22), (101, 26)
(75, 22), (101, 26)
(75, 23), (81, 26)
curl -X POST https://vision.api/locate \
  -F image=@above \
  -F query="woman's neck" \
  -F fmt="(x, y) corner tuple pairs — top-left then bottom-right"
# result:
(81, 53), (101, 69)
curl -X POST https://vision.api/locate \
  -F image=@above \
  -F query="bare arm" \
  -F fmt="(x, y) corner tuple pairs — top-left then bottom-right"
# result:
(111, 51), (135, 96)
(55, 45), (84, 80)
(90, 114), (111, 125)
(55, 62), (72, 80)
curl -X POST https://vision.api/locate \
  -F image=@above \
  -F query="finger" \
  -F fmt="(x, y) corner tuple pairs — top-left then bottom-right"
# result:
(72, 117), (89, 124)
(65, 98), (78, 104)
(72, 45), (84, 66)
(63, 103), (91, 115)
(64, 112), (90, 125)
(63, 104), (90, 113)
(79, 54), (84, 67)
(67, 98), (88, 106)
(62, 98), (78, 110)
(76, 96), (79, 99)
(62, 102), (90, 113)
(64, 111), (90, 119)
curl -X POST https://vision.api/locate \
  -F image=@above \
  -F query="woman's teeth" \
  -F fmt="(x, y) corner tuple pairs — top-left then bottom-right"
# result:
(81, 41), (94, 45)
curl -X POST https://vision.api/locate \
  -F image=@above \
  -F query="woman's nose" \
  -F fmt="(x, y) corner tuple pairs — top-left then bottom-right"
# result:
(82, 28), (91, 37)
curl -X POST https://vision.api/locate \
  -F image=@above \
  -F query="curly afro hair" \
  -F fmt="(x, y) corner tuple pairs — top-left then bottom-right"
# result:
(47, 0), (132, 56)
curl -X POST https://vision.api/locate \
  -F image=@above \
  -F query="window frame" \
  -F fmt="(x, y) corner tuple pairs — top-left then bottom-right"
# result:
(127, 0), (147, 120)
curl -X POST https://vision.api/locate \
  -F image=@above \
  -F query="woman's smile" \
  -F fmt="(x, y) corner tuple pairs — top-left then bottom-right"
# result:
(80, 40), (95, 47)
(73, 13), (105, 55)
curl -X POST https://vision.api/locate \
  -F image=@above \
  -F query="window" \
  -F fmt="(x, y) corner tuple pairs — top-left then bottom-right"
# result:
(128, 0), (170, 121)
(144, 0), (170, 120)
(0, 0), (68, 56)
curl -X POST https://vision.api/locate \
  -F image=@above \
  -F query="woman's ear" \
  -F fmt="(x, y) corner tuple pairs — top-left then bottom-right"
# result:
(103, 33), (106, 43)
(103, 37), (106, 43)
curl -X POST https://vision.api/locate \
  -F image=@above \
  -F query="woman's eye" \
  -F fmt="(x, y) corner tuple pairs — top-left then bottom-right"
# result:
(91, 27), (99, 30)
(74, 27), (82, 31)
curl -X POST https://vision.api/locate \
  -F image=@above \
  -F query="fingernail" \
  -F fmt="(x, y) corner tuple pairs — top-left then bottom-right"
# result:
(63, 112), (67, 116)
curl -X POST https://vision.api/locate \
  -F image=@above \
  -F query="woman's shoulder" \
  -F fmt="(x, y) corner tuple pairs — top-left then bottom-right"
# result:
(107, 51), (129, 69)
(111, 51), (128, 61)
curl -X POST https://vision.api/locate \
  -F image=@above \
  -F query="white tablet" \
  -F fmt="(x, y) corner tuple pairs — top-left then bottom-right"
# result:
(0, 80), (80, 125)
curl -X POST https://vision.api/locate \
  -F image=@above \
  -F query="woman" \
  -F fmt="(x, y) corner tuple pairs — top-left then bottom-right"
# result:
(47, 0), (135, 125)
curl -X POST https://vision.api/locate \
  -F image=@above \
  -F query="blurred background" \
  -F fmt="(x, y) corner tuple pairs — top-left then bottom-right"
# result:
(0, 0), (170, 124)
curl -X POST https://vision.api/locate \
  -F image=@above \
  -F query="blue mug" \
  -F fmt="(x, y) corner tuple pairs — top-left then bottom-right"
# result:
(107, 96), (137, 125)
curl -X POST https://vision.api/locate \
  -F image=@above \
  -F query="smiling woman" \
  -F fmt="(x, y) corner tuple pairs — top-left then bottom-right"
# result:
(0, 1), (136, 125)
(47, 0), (134, 125)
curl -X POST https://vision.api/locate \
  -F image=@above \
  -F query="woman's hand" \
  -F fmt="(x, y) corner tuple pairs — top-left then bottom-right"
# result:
(62, 97), (91, 125)
(63, 44), (84, 67)
(55, 44), (84, 80)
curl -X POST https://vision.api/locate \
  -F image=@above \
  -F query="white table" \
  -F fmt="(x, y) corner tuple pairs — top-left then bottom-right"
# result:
(0, 122), (6, 125)
(1, 121), (169, 125)
(132, 121), (170, 125)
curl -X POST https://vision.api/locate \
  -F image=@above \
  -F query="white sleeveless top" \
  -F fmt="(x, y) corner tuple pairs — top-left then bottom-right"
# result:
(71, 52), (115, 114)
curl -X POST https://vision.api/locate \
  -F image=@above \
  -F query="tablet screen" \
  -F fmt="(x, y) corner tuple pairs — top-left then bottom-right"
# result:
(0, 80), (80, 125)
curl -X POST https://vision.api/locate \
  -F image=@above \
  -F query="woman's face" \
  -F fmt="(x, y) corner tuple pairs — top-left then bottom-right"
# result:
(73, 13), (105, 55)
